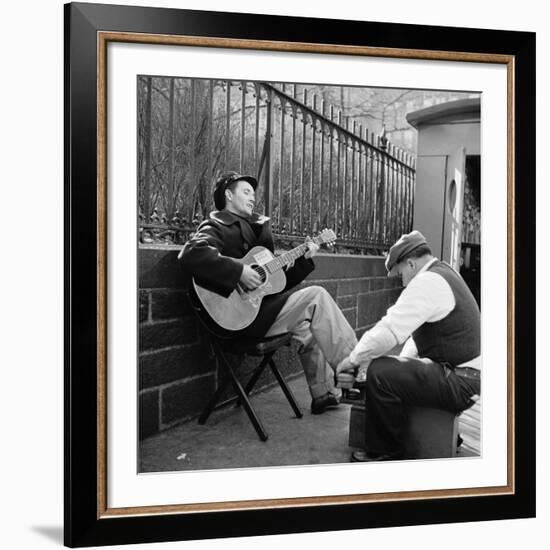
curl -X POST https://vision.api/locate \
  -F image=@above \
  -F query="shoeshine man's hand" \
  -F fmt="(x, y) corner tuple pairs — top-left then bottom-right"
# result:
(240, 264), (263, 290)
(336, 356), (357, 374)
(304, 236), (320, 259)
(335, 355), (358, 389)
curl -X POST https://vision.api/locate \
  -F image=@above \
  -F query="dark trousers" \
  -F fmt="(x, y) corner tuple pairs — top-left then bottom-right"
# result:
(364, 356), (480, 455)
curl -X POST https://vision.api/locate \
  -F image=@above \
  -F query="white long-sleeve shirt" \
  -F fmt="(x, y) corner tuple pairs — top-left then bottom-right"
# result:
(349, 258), (481, 372)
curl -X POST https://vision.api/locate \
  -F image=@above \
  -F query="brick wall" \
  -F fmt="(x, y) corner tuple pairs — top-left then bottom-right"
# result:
(139, 246), (403, 439)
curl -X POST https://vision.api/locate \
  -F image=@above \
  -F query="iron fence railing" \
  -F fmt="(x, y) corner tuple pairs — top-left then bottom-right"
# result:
(138, 77), (415, 252)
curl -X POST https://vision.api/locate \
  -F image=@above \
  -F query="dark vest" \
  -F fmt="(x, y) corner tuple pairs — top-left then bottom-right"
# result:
(412, 261), (480, 366)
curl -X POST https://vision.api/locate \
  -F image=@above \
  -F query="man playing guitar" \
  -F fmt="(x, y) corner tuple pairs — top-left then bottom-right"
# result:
(179, 171), (357, 415)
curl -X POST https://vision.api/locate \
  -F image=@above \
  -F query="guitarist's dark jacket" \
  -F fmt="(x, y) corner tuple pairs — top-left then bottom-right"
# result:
(180, 210), (314, 338)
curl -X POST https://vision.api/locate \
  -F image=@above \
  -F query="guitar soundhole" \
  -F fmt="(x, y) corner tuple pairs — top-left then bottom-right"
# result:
(251, 264), (267, 284)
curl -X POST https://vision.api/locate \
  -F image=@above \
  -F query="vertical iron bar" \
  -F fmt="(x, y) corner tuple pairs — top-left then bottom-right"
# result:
(343, 117), (348, 240)
(410, 158), (416, 227)
(207, 80), (213, 200)
(406, 160), (412, 231)
(382, 147), (390, 245)
(376, 136), (383, 244)
(395, 149), (403, 236)
(368, 134), (375, 242)
(225, 81), (231, 168)
(385, 152), (391, 244)
(399, 151), (405, 234)
(190, 79), (196, 219)
(391, 151), (397, 240)
(396, 150), (401, 236)
(405, 157), (410, 233)
(349, 120), (359, 237)
(364, 129), (371, 244)
(404, 157), (409, 232)
(167, 78), (175, 218)
(359, 127), (364, 241)
(389, 147), (395, 242)
(406, 156), (413, 230)
(410, 158), (415, 230)
(300, 90), (308, 234)
(396, 150), (401, 239)
(385, 146), (390, 242)
(355, 132), (365, 240)
(319, 101), (325, 231)
(403, 155), (407, 232)
(387, 146), (392, 242)
(254, 84), (260, 171)
(143, 76), (152, 223)
(352, 138), (356, 240)
(328, 105), (334, 235)
(401, 155), (408, 233)
(240, 82), (246, 172)
(309, 95), (317, 234)
(407, 158), (411, 231)
(289, 86), (297, 235)
(336, 116), (341, 239)
(404, 156), (409, 231)
(279, 94), (285, 233)
(264, 89), (273, 217)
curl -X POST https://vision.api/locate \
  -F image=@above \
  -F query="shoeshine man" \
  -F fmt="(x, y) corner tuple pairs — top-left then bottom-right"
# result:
(180, 172), (358, 415)
(337, 230), (481, 462)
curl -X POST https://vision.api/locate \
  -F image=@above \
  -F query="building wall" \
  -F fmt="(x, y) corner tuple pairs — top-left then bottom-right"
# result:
(416, 121), (480, 156)
(414, 120), (480, 262)
(138, 247), (403, 439)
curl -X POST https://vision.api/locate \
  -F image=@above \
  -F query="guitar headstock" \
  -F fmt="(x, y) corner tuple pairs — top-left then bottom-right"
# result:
(316, 228), (337, 247)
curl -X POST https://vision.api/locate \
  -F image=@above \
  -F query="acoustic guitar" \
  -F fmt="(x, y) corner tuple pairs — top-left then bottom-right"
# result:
(192, 229), (337, 331)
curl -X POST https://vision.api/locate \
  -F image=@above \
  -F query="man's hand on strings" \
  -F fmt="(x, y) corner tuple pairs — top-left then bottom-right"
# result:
(240, 264), (262, 290)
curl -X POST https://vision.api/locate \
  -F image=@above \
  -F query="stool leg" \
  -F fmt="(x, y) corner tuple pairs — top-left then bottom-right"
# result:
(234, 355), (272, 408)
(224, 355), (268, 442)
(244, 355), (271, 395)
(269, 359), (303, 419)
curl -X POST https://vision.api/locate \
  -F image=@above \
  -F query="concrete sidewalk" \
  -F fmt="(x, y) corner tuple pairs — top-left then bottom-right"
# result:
(139, 373), (479, 473)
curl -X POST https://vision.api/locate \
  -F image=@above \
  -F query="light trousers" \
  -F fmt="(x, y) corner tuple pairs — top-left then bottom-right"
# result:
(265, 286), (358, 398)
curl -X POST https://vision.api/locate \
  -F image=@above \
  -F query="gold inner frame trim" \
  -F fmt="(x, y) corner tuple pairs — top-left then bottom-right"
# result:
(96, 31), (515, 519)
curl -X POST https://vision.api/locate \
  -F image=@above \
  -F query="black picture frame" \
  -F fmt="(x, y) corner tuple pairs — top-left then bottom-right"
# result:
(64, 2), (536, 547)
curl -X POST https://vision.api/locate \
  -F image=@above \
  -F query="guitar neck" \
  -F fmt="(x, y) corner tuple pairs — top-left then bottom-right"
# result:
(265, 236), (323, 274)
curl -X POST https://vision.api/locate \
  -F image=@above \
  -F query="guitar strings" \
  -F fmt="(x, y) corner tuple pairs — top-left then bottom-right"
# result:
(253, 265), (267, 282)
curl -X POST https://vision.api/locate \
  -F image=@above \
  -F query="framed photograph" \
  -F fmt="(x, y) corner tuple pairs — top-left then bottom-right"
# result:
(64, 2), (535, 547)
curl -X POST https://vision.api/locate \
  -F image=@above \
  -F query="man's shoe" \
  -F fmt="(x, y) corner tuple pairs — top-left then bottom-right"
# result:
(350, 449), (404, 462)
(311, 393), (340, 415)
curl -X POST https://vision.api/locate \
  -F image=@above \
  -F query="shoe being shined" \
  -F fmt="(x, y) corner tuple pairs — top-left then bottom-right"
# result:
(311, 393), (340, 415)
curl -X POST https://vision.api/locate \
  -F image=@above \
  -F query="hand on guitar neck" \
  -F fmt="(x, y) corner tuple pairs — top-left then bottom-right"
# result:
(284, 236), (320, 269)
(304, 237), (320, 259)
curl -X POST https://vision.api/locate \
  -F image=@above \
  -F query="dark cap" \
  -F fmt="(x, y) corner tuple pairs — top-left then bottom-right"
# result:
(213, 171), (258, 210)
(385, 230), (428, 275)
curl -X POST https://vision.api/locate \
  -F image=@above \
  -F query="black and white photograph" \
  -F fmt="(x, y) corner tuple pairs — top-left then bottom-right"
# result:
(137, 76), (482, 473)
(55, 1), (538, 547)
(2, 0), (544, 546)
